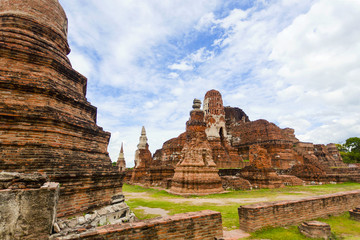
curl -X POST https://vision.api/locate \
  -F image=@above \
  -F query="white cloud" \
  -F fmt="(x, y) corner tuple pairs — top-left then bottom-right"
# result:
(195, 12), (215, 31)
(189, 47), (214, 63)
(167, 47), (214, 72)
(268, 0), (360, 143)
(168, 72), (179, 79)
(68, 52), (94, 78)
(168, 62), (194, 71)
(218, 8), (248, 30)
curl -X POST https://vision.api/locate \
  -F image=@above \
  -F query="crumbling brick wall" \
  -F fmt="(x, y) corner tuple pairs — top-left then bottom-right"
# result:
(238, 190), (360, 232)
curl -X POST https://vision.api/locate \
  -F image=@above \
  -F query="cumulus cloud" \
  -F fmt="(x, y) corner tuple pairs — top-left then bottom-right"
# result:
(269, 0), (360, 142)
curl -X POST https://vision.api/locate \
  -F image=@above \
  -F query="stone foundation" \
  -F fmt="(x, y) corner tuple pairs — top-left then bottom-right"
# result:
(0, 172), (59, 240)
(51, 210), (223, 240)
(298, 221), (332, 240)
(238, 190), (360, 232)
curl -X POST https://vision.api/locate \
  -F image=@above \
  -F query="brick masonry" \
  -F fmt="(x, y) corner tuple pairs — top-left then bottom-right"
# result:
(238, 190), (360, 232)
(169, 100), (224, 195)
(51, 210), (223, 240)
(0, 0), (125, 218)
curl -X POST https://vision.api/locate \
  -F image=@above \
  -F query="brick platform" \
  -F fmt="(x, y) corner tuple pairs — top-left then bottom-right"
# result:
(0, 172), (59, 240)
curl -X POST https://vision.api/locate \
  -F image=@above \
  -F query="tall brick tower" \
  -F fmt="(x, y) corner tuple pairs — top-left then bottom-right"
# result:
(203, 89), (242, 168)
(0, 0), (124, 217)
(203, 89), (228, 141)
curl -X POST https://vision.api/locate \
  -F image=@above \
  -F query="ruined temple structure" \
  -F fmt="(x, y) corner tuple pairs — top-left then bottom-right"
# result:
(238, 145), (285, 189)
(169, 99), (224, 195)
(0, 0), (128, 218)
(203, 90), (244, 168)
(130, 126), (153, 185)
(116, 143), (126, 172)
(0, 2), (229, 239)
(129, 89), (358, 189)
(152, 90), (246, 170)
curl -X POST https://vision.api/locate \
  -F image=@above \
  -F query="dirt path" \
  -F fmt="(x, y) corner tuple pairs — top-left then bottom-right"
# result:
(134, 206), (170, 217)
(132, 204), (250, 239)
(223, 229), (250, 239)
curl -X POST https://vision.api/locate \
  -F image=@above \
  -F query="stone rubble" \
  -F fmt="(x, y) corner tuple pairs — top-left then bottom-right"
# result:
(52, 194), (135, 238)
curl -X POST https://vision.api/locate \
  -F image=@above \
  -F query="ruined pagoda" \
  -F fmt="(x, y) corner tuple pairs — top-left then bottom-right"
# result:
(117, 143), (126, 171)
(169, 99), (224, 195)
(0, 0), (124, 217)
(130, 126), (153, 185)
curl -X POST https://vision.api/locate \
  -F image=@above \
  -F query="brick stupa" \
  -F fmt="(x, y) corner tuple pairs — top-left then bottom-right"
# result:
(130, 126), (153, 185)
(0, 0), (124, 217)
(169, 99), (224, 195)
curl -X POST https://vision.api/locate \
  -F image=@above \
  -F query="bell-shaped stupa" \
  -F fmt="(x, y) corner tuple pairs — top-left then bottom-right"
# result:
(0, 0), (125, 217)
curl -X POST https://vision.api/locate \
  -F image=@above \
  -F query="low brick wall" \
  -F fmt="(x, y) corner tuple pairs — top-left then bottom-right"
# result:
(52, 210), (223, 240)
(238, 190), (360, 232)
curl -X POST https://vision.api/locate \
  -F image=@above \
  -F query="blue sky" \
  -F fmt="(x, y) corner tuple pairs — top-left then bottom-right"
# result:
(59, 0), (360, 167)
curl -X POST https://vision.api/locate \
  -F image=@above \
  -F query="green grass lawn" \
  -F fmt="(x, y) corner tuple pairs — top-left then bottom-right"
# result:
(123, 182), (360, 200)
(122, 183), (360, 238)
(246, 213), (360, 240)
(126, 197), (240, 228)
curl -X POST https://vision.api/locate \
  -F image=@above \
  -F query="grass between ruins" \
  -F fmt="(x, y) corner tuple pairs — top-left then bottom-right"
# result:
(246, 212), (360, 240)
(123, 183), (360, 239)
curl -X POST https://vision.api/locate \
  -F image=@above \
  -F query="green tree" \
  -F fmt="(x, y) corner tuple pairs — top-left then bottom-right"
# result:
(339, 137), (360, 163)
(344, 137), (360, 153)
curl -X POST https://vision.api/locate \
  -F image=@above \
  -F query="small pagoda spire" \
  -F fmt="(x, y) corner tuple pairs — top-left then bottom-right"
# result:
(117, 142), (126, 171)
(120, 142), (124, 154)
(137, 126), (148, 150)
